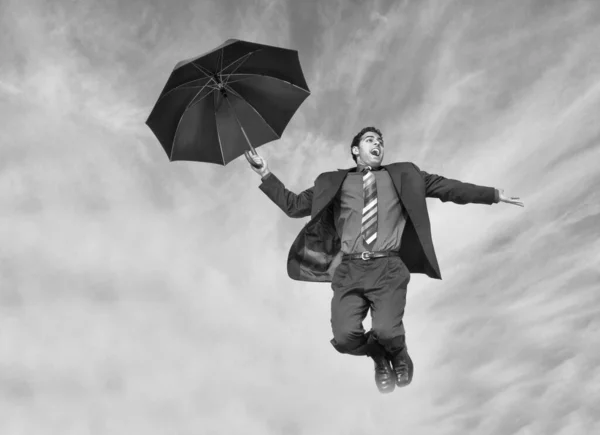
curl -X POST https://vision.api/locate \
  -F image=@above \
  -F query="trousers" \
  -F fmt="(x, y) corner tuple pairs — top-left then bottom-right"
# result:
(329, 255), (410, 357)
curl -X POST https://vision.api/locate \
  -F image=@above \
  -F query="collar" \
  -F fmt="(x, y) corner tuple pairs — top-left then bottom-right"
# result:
(355, 164), (385, 173)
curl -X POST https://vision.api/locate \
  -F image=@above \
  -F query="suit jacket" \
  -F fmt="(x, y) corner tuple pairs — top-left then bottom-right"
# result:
(259, 161), (499, 282)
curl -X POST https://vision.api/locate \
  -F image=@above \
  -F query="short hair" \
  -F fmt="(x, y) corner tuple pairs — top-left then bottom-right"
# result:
(350, 126), (383, 162)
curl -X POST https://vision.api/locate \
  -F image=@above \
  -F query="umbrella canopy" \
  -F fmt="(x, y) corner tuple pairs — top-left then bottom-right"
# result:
(146, 39), (311, 165)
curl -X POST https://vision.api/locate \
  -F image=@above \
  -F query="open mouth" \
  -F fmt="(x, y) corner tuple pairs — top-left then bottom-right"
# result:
(370, 148), (381, 156)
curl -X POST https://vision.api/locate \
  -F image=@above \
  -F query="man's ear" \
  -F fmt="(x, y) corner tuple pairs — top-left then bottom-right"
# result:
(351, 146), (359, 155)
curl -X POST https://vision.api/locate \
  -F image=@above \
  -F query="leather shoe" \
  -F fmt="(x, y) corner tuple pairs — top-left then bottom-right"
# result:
(371, 354), (396, 394)
(390, 348), (413, 387)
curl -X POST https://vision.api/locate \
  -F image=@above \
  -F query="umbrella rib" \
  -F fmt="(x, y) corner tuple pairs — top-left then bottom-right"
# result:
(219, 47), (228, 85)
(173, 78), (211, 88)
(221, 52), (256, 87)
(169, 84), (214, 160)
(220, 51), (257, 77)
(154, 77), (212, 104)
(213, 93), (226, 165)
(224, 73), (310, 93)
(217, 48), (225, 88)
(191, 63), (220, 86)
(218, 48), (223, 78)
(184, 82), (213, 112)
(219, 76), (255, 85)
(157, 63), (221, 105)
(224, 84), (281, 140)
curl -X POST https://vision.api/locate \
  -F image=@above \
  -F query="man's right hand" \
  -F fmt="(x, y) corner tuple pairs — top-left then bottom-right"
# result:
(248, 152), (270, 178)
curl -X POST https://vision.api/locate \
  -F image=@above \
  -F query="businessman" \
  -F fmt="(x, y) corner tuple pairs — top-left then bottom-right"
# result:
(248, 127), (524, 394)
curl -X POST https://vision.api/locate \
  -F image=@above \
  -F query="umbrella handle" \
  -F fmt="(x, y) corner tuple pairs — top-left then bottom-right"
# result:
(244, 149), (264, 169)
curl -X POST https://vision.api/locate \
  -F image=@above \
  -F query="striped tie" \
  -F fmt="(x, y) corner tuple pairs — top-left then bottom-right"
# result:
(362, 168), (378, 249)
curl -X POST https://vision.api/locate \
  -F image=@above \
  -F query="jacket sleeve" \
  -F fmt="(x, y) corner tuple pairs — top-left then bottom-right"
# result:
(413, 163), (500, 205)
(258, 172), (314, 218)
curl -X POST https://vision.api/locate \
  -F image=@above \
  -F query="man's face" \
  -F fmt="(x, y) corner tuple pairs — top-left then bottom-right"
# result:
(353, 131), (384, 167)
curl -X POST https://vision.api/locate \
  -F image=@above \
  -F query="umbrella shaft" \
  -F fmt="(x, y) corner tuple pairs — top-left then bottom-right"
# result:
(238, 123), (256, 154)
(224, 94), (256, 153)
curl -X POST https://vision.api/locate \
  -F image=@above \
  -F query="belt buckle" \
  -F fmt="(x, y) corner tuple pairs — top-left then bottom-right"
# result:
(360, 251), (373, 260)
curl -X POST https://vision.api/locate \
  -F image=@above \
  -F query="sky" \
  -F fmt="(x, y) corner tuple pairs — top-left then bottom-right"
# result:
(1, 0), (599, 433)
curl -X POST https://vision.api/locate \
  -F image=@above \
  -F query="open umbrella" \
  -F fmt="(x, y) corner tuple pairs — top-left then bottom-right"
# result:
(146, 39), (310, 167)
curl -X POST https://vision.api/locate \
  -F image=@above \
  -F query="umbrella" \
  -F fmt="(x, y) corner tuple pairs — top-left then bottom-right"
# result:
(146, 38), (310, 167)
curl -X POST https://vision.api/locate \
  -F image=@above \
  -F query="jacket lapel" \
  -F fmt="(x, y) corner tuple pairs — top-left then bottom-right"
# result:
(387, 162), (423, 225)
(384, 164), (402, 194)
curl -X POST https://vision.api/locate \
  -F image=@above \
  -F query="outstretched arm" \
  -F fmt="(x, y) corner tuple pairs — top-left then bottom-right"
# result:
(414, 163), (500, 205)
(249, 153), (314, 218)
(414, 164), (524, 207)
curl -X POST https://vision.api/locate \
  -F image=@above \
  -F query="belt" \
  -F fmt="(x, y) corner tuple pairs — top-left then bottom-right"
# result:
(341, 250), (401, 261)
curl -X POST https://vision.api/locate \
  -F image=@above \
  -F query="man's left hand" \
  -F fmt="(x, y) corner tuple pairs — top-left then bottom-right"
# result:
(498, 189), (524, 207)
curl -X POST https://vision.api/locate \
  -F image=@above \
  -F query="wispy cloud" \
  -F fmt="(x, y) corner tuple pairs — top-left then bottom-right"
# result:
(1, 0), (599, 434)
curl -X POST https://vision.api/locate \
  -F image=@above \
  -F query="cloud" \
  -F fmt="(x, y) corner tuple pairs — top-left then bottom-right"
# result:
(0, 79), (22, 96)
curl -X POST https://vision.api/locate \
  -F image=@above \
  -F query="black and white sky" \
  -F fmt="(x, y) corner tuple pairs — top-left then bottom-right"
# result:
(1, 0), (599, 434)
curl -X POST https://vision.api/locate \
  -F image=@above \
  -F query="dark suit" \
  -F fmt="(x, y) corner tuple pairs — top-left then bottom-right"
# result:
(260, 161), (499, 281)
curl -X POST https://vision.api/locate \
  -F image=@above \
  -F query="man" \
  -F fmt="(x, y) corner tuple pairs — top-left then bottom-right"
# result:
(248, 127), (524, 394)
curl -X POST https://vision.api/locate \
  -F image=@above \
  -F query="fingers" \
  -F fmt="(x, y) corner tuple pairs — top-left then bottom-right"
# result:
(253, 158), (264, 167)
(510, 196), (523, 207)
(248, 153), (266, 172)
(499, 195), (524, 207)
(250, 154), (263, 163)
